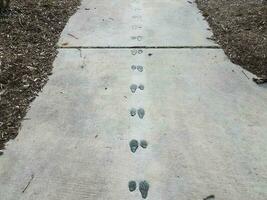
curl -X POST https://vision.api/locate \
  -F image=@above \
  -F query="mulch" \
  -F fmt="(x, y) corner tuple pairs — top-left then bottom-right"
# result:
(0, 0), (80, 152)
(196, 0), (267, 79)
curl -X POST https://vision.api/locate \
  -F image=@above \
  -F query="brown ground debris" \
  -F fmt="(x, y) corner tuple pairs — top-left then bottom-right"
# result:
(0, 0), (80, 151)
(196, 0), (267, 77)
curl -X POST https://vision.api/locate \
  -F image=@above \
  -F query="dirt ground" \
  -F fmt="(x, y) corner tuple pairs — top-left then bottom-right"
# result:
(0, 0), (80, 152)
(196, 0), (267, 78)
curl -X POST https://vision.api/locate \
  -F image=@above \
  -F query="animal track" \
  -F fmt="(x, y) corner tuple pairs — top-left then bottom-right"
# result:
(137, 108), (145, 119)
(131, 65), (137, 70)
(131, 65), (144, 72)
(130, 84), (145, 93)
(129, 140), (148, 153)
(129, 140), (139, 153)
(137, 65), (144, 72)
(140, 140), (148, 149)
(139, 181), (149, 199)
(128, 180), (150, 199)
(130, 84), (138, 93)
(128, 181), (137, 192)
(138, 84), (144, 90)
(131, 50), (143, 55)
(130, 108), (145, 119)
(130, 108), (137, 116)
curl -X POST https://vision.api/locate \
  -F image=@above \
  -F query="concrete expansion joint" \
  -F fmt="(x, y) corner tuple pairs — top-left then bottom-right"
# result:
(58, 46), (221, 49)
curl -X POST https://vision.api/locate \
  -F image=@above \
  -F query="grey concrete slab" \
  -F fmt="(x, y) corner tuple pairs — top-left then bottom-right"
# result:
(58, 0), (217, 47)
(0, 49), (266, 200)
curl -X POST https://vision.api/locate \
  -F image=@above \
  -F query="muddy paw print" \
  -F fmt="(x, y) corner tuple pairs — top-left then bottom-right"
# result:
(130, 84), (138, 93)
(129, 139), (139, 153)
(131, 65), (144, 72)
(137, 108), (145, 119)
(130, 108), (137, 116)
(139, 181), (149, 199)
(137, 65), (144, 72)
(138, 84), (144, 90)
(140, 140), (148, 149)
(130, 84), (144, 93)
(128, 181), (137, 192)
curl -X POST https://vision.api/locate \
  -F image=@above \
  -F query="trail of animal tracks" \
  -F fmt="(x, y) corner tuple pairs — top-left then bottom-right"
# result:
(1, 0), (267, 199)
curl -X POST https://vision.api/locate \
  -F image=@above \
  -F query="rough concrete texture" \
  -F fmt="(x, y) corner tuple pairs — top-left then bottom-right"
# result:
(1, 0), (267, 200)
(1, 49), (266, 200)
(58, 0), (217, 47)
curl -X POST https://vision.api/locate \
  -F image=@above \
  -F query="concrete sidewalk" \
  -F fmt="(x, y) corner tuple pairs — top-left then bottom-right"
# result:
(0, 0), (267, 200)
(58, 0), (217, 47)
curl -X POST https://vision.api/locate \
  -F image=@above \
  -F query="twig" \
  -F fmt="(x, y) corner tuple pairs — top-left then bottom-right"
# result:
(203, 195), (215, 200)
(67, 33), (79, 40)
(242, 70), (250, 80)
(22, 174), (34, 193)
